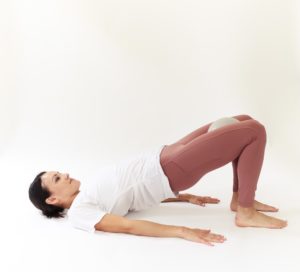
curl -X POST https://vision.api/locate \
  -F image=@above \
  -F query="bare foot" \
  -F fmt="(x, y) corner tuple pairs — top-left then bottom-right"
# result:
(230, 193), (279, 212)
(231, 200), (279, 212)
(235, 206), (288, 229)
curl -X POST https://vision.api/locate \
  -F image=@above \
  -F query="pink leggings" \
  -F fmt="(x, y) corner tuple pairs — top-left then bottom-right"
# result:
(159, 114), (267, 207)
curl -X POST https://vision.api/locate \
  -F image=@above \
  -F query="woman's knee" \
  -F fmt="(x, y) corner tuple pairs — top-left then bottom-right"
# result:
(248, 120), (267, 142)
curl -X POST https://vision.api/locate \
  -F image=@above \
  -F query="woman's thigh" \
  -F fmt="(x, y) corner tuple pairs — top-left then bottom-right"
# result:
(172, 114), (254, 146)
(160, 118), (265, 191)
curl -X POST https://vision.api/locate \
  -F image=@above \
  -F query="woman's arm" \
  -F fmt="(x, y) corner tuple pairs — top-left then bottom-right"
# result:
(128, 219), (226, 246)
(128, 219), (184, 238)
(95, 213), (226, 246)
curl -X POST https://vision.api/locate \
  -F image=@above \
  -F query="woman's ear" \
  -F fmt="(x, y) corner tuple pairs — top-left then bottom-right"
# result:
(45, 196), (59, 205)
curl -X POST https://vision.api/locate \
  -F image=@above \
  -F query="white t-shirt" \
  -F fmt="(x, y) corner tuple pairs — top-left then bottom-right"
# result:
(67, 144), (178, 233)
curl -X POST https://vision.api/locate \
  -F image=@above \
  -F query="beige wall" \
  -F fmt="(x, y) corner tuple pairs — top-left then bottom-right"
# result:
(1, 0), (299, 171)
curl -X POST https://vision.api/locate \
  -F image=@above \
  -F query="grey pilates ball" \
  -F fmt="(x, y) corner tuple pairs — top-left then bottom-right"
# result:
(208, 117), (240, 132)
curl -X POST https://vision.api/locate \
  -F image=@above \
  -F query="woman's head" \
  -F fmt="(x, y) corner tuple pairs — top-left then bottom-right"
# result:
(28, 171), (80, 218)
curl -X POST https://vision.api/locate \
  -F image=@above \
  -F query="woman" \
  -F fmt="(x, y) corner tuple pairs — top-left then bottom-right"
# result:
(28, 114), (288, 246)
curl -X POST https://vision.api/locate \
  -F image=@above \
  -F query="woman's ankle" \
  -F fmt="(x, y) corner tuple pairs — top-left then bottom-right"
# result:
(231, 192), (238, 202)
(232, 191), (238, 197)
(237, 204), (255, 217)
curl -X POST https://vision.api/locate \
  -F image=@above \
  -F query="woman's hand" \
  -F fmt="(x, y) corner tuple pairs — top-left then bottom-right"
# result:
(161, 193), (221, 206)
(181, 227), (227, 246)
(183, 193), (220, 206)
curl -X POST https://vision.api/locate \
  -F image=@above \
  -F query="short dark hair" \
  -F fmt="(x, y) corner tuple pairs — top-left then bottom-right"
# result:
(28, 171), (65, 218)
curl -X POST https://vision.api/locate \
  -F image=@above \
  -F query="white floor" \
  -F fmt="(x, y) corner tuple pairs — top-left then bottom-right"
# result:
(1, 150), (299, 272)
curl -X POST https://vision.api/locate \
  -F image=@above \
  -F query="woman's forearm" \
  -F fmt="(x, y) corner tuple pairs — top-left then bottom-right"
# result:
(127, 219), (185, 239)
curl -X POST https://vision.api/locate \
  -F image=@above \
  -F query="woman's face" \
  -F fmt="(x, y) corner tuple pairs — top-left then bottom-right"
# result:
(41, 171), (80, 207)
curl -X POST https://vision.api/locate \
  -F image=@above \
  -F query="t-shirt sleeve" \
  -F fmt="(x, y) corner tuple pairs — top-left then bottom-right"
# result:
(68, 202), (107, 233)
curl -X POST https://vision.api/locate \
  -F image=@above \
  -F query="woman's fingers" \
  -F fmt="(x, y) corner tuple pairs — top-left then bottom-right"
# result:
(208, 235), (226, 243)
(190, 196), (220, 205)
(196, 236), (214, 246)
(200, 235), (225, 246)
(203, 196), (220, 203)
(183, 227), (227, 246)
(199, 230), (227, 243)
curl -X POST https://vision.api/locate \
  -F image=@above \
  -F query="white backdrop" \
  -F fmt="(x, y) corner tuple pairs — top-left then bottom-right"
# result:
(1, 1), (299, 272)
